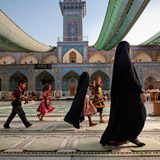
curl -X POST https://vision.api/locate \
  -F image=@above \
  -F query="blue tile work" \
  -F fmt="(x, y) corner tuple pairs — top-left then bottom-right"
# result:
(139, 67), (144, 88)
(8, 69), (28, 76)
(62, 46), (83, 56)
(61, 68), (82, 76)
(56, 69), (61, 90)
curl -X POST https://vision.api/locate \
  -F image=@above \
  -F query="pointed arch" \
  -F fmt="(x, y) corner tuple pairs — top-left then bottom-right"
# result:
(63, 48), (82, 63)
(0, 54), (16, 64)
(9, 71), (28, 91)
(43, 54), (57, 64)
(133, 52), (152, 62)
(62, 70), (79, 96)
(90, 70), (110, 90)
(21, 55), (38, 64)
(89, 52), (106, 63)
(144, 69), (160, 82)
(144, 76), (156, 90)
(35, 71), (55, 91)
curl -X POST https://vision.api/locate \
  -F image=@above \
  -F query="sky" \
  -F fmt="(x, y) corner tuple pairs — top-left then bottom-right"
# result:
(0, 0), (160, 46)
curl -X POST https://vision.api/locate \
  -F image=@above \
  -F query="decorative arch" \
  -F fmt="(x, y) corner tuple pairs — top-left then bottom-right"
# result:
(133, 52), (152, 62)
(21, 55), (38, 64)
(9, 71), (28, 91)
(63, 48), (82, 63)
(89, 52), (106, 63)
(90, 70), (110, 90)
(35, 71), (55, 91)
(144, 76), (156, 90)
(43, 54), (57, 64)
(62, 70), (79, 96)
(0, 54), (16, 64)
(157, 55), (160, 62)
(144, 69), (160, 82)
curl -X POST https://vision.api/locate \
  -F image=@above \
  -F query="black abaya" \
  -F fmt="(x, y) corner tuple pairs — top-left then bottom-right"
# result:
(64, 72), (89, 129)
(100, 41), (146, 146)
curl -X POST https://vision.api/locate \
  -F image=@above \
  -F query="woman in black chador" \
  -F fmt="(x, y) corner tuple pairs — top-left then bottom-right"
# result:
(64, 71), (96, 129)
(100, 41), (147, 147)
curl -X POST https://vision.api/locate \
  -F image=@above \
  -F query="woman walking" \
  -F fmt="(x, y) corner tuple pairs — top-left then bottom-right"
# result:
(100, 41), (147, 147)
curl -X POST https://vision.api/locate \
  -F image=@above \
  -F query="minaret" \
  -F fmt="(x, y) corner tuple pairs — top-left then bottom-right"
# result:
(59, 0), (86, 41)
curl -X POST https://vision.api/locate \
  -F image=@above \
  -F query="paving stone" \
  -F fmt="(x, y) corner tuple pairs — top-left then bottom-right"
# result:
(127, 138), (160, 151)
(0, 137), (24, 151)
(54, 123), (75, 131)
(24, 137), (64, 151)
(77, 137), (111, 151)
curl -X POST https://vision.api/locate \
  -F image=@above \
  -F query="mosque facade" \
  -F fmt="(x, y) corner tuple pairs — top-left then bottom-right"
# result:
(0, 0), (160, 98)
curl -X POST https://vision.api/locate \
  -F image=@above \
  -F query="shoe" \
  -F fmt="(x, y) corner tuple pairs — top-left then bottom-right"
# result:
(4, 125), (11, 129)
(26, 123), (33, 128)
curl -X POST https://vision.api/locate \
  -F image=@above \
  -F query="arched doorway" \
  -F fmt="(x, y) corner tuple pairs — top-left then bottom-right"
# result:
(90, 70), (110, 90)
(35, 71), (55, 91)
(70, 78), (76, 96)
(69, 52), (76, 63)
(62, 70), (79, 96)
(144, 76), (156, 90)
(9, 72), (28, 91)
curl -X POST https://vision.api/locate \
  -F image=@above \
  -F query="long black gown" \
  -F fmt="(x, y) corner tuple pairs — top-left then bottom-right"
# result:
(64, 72), (89, 129)
(100, 41), (146, 146)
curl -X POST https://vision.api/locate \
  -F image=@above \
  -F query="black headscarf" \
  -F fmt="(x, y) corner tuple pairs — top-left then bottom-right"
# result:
(64, 71), (89, 129)
(100, 41), (146, 146)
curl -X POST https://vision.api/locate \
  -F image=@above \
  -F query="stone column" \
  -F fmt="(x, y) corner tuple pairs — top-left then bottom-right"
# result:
(28, 69), (34, 91)
(83, 46), (88, 63)
(2, 68), (7, 91)
(58, 47), (63, 63)
(54, 68), (62, 98)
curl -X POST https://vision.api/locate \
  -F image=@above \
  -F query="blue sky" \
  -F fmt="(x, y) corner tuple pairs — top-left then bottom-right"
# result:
(0, 0), (160, 46)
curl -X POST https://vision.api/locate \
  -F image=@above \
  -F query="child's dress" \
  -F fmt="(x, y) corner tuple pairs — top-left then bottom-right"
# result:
(37, 92), (54, 114)
(92, 85), (106, 109)
(82, 95), (97, 116)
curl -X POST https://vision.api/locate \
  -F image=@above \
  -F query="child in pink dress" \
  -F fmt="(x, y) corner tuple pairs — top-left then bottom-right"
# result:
(82, 82), (97, 127)
(37, 83), (54, 121)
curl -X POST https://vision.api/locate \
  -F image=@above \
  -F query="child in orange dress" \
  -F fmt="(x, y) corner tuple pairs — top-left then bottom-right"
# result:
(92, 76), (107, 123)
(37, 83), (54, 121)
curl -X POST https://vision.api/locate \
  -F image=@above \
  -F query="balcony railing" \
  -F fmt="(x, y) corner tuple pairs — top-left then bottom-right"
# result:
(57, 36), (88, 42)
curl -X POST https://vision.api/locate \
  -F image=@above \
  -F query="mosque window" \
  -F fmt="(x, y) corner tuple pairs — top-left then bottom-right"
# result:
(69, 52), (76, 63)
(3, 61), (6, 64)
(30, 61), (33, 64)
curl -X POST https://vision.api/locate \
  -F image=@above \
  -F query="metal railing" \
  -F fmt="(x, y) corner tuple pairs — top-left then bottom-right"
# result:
(57, 36), (88, 42)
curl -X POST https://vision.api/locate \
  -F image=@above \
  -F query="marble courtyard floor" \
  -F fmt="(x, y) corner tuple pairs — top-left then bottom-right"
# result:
(0, 100), (160, 160)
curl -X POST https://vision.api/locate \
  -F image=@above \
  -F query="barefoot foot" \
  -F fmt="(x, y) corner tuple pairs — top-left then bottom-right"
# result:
(100, 120), (107, 123)
(37, 114), (41, 120)
(89, 123), (97, 127)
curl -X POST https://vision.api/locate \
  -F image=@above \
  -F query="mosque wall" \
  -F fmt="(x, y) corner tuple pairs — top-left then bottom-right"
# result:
(0, 45), (160, 98)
